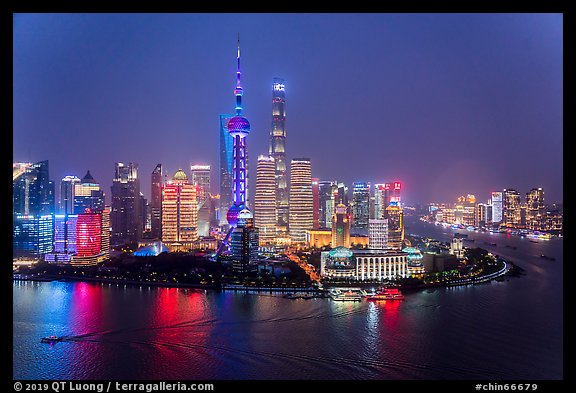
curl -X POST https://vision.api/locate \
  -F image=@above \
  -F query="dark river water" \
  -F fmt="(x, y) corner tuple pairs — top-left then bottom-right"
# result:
(13, 216), (563, 380)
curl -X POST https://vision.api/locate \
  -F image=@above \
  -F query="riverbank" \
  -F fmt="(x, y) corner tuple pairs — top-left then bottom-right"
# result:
(13, 255), (516, 294)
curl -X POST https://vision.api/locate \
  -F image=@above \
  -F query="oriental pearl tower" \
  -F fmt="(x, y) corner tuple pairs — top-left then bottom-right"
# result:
(225, 35), (252, 228)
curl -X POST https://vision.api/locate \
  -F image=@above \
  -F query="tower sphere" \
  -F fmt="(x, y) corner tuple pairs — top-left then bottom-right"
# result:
(228, 115), (250, 137)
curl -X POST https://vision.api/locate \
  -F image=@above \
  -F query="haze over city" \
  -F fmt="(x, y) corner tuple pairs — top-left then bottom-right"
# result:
(13, 13), (563, 204)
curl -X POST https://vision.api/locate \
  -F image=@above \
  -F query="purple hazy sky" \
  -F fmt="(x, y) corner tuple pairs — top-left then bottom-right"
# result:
(13, 13), (563, 205)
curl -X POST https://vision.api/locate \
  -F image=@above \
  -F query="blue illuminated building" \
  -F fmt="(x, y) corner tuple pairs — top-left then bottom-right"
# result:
(13, 215), (54, 261)
(13, 160), (55, 216)
(219, 113), (235, 226)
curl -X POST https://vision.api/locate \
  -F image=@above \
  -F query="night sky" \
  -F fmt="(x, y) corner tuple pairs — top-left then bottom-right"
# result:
(13, 13), (563, 206)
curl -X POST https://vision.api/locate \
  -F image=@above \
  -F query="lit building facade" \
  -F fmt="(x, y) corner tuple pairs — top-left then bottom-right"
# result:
(60, 175), (80, 214)
(312, 178), (320, 229)
(373, 183), (386, 220)
(385, 204), (404, 250)
(191, 165), (212, 237)
(71, 208), (110, 266)
(318, 180), (337, 228)
(491, 191), (503, 224)
(219, 113), (235, 226)
(502, 189), (521, 228)
(368, 219), (388, 249)
(352, 182), (370, 229)
(269, 77), (289, 236)
(161, 170), (198, 245)
(13, 160), (55, 216)
(110, 162), (142, 245)
(254, 155), (276, 246)
(74, 170), (105, 214)
(190, 165), (211, 206)
(320, 247), (409, 281)
(13, 214), (54, 261)
(150, 164), (163, 239)
(230, 210), (259, 273)
(288, 158), (313, 243)
(331, 203), (351, 248)
(526, 187), (545, 231)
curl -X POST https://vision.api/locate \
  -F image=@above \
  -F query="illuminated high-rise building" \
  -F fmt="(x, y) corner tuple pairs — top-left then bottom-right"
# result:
(373, 183), (386, 220)
(385, 185), (404, 251)
(161, 169), (198, 245)
(13, 160), (55, 216)
(74, 170), (105, 214)
(336, 182), (349, 206)
(191, 165), (212, 237)
(368, 219), (388, 249)
(312, 178), (320, 229)
(230, 209), (259, 273)
(352, 182), (370, 229)
(219, 114), (235, 226)
(110, 162), (141, 245)
(60, 175), (80, 214)
(502, 189), (521, 228)
(254, 155), (276, 246)
(331, 203), (351, 248)
(76, 211), (101, 257)
(190, 165), (211, 206)
(491, 191), (503, 224)
(150, 164), (163, 239)
(318, 180), (337, 228)
(289, 158), (313, 243)
(269, 77), (289, 235)
(526, 187), (545, 231)
(13, 214), (54, 261)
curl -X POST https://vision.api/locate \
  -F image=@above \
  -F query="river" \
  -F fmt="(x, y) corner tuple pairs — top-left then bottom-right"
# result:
(13, 216), (563, 380)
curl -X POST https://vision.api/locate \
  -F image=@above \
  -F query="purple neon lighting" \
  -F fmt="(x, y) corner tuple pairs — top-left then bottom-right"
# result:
(226, 37), (251, 226)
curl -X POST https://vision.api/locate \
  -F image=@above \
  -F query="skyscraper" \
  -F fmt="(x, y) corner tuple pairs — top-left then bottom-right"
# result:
(13, 160), (55, 216)
(385, 204), (404, 250)
(60, 175), (80, 214)
(110, 162), (141, 245)
(74, 170), (105, 214)
(312, 178), (320, 229)
(368, 219), (388, 249)
(331, 203), (351, 248)
(230, 209), (259, 273)
(526, 188), (545, 230)
(150, 164), (163, 239)
(13, 214), (54, 261)
(219, 113), (235, 226)
(71, 208), (110, 266)
(191, 165), (212, 237)
(491, 191), (503, 224)
(318, 180), (337, 229)
(502, 189), (521, 228)
(269, 77), (289, 236)
(254, 155), (276, 246)
(373, 183), (386, 220)
(161, 169), (198, 245)
(352, 182), (370, 229)
(190, 165), (211, 206)
(289, 158), (313, 243)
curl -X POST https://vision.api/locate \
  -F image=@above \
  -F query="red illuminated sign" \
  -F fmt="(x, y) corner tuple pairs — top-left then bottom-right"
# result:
(384, 183), (391, 190)
(390, 196), (401, 203)
(394, 182), (401, 191)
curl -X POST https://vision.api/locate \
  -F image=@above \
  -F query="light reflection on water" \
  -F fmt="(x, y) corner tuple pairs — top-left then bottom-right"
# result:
(13, 219), (562, 379)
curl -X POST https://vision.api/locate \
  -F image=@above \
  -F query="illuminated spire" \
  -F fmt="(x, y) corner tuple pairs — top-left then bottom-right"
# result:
(234, 32), (243, 115)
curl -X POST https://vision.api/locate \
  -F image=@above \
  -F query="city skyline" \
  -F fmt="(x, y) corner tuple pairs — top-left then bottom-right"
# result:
(13, 13), (563, 205)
